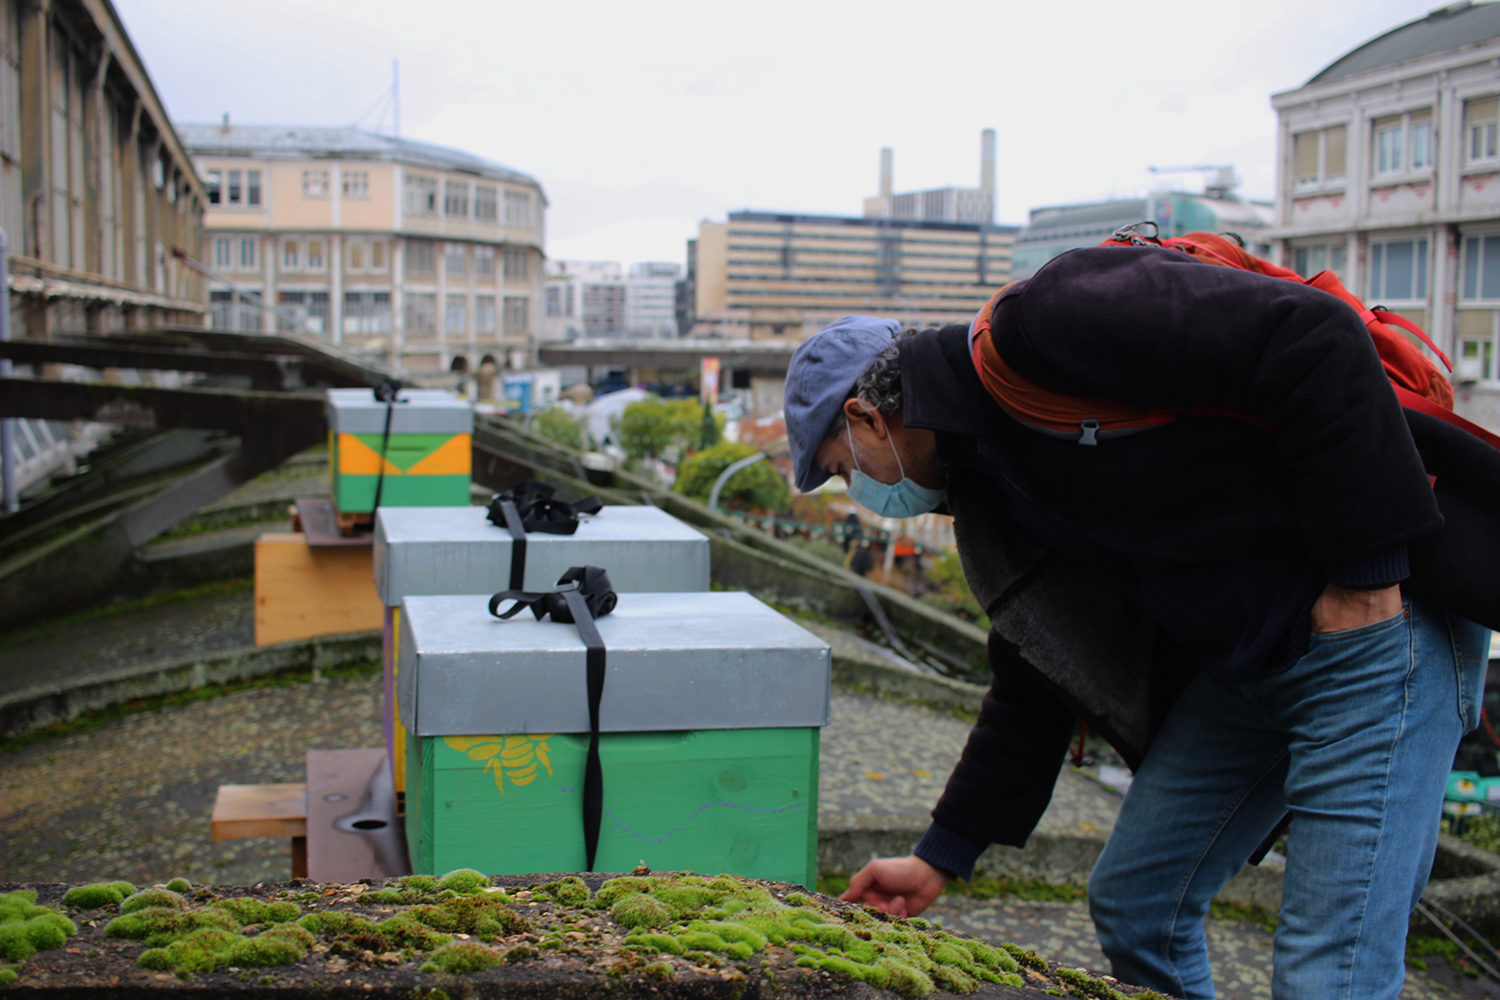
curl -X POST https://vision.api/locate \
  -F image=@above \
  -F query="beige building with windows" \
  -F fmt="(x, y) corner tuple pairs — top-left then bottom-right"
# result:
(178, 123), (546, 373)
(0, 0), (206, 335)
(1269, 0), (1500, 430)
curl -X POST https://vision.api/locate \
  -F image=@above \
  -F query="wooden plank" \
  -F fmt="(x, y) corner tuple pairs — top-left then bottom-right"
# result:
(211, 783), (308, 840)
(254, 533), (383, 646)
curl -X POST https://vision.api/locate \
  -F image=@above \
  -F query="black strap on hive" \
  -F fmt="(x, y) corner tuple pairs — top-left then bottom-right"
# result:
(369, 378), (404, 513)
(485, 480), (604, 590)
(488, 565), (616, 871)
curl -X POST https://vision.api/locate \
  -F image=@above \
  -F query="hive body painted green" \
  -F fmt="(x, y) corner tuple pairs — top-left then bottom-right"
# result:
(325, 387), (474, 515)
(405, 727), (820, 888)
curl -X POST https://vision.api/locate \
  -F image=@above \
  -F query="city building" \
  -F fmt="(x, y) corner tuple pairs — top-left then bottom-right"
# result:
(690, 210), (1017, 339)
(0, 0), (206, 335)
(862, 130), (997, 225)
(1011, 176), (1274, 280)
(544, 259), (623, 341)
(1268, 0), (1500, 430)
(626, 261), (682, 338)
(179, 122), (547, 373)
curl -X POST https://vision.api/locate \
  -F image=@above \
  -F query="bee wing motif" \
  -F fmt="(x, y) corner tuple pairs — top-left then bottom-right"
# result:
(449, 734), (557, 795)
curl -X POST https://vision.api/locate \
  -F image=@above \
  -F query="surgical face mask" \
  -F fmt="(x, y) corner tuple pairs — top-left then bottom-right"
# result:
(845, 422), (945, 518)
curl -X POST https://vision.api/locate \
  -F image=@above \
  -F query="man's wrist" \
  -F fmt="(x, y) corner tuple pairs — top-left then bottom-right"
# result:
(913, 822), (986, 883)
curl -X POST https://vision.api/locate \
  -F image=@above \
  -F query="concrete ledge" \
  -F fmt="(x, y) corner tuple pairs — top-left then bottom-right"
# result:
(0, 629), (381, 740)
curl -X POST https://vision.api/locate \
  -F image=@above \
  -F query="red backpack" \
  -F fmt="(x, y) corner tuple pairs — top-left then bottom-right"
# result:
(968, 226), (1500, 450)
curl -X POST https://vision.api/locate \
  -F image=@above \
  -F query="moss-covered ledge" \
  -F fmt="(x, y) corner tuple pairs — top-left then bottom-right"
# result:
(0, 872), (1175, 999)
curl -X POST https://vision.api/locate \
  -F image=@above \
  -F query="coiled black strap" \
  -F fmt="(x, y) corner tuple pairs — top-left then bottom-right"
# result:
(488, 565), (616, 870)
(486, 481), (604, 590)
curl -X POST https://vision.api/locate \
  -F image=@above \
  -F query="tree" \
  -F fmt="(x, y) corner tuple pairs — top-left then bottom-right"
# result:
(615, 397), (721, 464)
(674, 441), (790, 512)
(531, 407), (584, 452)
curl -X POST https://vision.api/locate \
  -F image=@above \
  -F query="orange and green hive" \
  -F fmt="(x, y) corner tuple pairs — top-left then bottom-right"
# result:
(327, 388), (473, 513)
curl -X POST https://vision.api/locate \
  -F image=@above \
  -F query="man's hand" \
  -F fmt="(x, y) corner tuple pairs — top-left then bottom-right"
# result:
(1311, 583), (1403, 634)
(839, 856), (949, 918)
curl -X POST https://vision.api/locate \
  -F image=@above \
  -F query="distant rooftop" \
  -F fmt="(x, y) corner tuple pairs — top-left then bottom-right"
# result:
(1308, 1), (1500, 85)
(176, 123), (544, 193)
(727, 210), (1018, 234)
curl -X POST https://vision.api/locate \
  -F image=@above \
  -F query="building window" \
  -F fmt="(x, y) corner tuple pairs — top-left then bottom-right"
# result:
(210, 169), (260, 208)
(1292, 242), (1346, 280)
(343, 291), (392, 335)
(445, 294), (467, 334)
(476, 294), (496, 334)
(1456, 309), (1496, 382)
(504, 191), (531, 228)
(342, 170), (369, 199)
(1292, 125), (1347, 187)
(546, 285), (562, 317)
(1374, 117), (1403, 175)
(371, 240), (388, 271)
(445, 242), (466, 277)
(404, 175), (439, 216)
(406, 239), (435, 276)
(503, 247), (529, 279)
(307, 240), (325, 271)
(239, 238), (257, 270)
(444, 181), (469, 218)
(227, 170), (242, 204)
(1462, 234), (1500, 301)
(1368, 238), (1428, 301)
(475, 185), (497, 222)
(247, 170), (261, 206)
(277, 290), (329, 335)
(206, 171), (221, 205)
(1467, 97), (1499, 165)
(503, 295), (529, 334)
(1411, 115), (1433, 170)
(214, 237), (232, 268)
(303, 170), (329, 198)
(474, 245), (495, 279)
(404, 292), (437, 336)
(282, 240), (300, 271)
(565, 285), (575, 318)
(348, 240), (365, 271)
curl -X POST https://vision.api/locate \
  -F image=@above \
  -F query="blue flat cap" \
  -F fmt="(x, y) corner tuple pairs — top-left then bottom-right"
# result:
(785, 315), (902, 492)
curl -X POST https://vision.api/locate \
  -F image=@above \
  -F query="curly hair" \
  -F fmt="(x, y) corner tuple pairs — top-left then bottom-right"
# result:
(823, 334), (910, 438)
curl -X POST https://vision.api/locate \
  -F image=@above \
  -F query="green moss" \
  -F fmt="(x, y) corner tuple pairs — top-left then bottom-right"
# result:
(592, 877), (654, 908)
(400, 876), (440, 894)
(164, 879), (192, 894)
(420, 941), (503, 975)
(435, 869), (490, 895)
(297, 910), (451, 953)
(1052, 966), (1125, 999)
(0, 966), (15, 985)
(1001, 942), (1049, 971)
(209, 898), (301, 926)
(365, 889), (409, 905)
(610, 894), (671, 929)
(402, 895), (530, 937)
(105, 907), (238, 947)
(642, 960), (674, 981)
(62, 884), (126, 910)
(120, 888), (185, 914)
(136, 923), (313, 975)
(109, 882), (138, 897)
(533, 877), (590, 907)
(0, 894), (77, 963)
(623, 933), (683, 955)
(503, 946), (536, 963)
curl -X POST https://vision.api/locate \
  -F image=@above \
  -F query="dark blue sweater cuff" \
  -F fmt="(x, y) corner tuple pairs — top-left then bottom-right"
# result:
(913, 822), (988, 883)
(1325, 544), (1409, 588)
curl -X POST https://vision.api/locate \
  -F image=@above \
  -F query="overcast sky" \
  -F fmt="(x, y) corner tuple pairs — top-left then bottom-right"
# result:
(116, 0), (1443, 266)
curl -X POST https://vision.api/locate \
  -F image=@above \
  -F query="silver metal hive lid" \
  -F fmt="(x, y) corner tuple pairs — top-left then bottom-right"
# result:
(373, 504), (710, 603)
(326, 387), (474, 435)
(397, 591), (832, 735)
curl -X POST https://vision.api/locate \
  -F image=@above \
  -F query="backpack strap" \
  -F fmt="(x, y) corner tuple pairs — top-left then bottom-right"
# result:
(1367, 308), (1453, 372)
(489, 565), (617, 871)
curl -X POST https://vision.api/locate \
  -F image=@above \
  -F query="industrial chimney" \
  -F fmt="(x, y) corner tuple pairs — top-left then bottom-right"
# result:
(879, 147), (893, 199)
(979, 129), (996, 222)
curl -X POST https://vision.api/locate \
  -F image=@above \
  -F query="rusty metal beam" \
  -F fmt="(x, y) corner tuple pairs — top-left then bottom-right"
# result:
(0, 338), (305, 390)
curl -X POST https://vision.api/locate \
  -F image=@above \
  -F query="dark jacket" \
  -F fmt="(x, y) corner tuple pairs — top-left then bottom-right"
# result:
(903, 246), (1500, 876)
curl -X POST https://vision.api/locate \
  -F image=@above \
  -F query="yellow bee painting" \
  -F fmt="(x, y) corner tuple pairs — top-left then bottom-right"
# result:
(444, 735), (554, 794)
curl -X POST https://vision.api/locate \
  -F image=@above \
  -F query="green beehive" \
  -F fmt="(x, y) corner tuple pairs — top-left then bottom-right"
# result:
(397, 592), (831, 886)
(327, 388), (473, 514)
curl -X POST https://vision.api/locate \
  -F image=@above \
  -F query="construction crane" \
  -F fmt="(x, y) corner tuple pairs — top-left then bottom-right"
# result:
(1147, 164), (1239, 199)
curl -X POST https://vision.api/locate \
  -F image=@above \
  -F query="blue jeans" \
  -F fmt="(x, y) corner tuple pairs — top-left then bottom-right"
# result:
(1088, 600), (1490, 1000)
